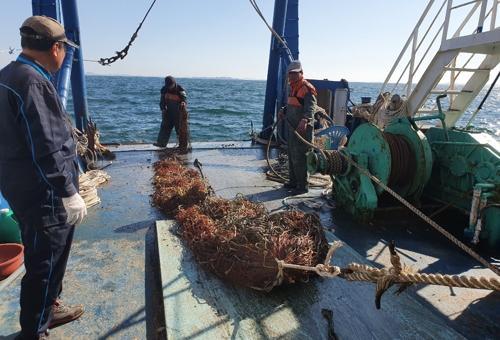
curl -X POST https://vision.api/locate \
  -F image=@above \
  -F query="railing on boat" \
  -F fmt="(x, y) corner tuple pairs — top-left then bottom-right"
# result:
(380, 0), (499, 102)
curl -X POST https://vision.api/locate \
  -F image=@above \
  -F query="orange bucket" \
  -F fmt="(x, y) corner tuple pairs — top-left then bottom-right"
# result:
(0, 243), (24, 279)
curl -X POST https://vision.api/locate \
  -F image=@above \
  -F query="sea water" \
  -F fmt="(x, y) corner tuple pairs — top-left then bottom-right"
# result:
(72, 76), (499, 144)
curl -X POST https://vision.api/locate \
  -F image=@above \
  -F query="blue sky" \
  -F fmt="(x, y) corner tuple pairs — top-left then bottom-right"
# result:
(0, 1), (470, 81)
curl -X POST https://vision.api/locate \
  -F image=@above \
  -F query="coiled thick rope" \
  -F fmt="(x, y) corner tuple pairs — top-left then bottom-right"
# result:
(79, 170), (110, 208)
(74, 127), (111, 208)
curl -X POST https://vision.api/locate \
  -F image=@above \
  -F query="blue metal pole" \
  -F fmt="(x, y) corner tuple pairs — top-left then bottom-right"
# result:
(277, 0), (299, 109)
(32, 0), (75, 112)
(62, 0), (90, 131)
(32, 0), (59, 19)
(261, 0), (289, 139)
(284, 0), (299, 60)
(56, 47), (75, 108)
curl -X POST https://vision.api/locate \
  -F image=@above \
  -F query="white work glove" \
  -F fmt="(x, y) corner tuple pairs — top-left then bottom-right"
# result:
(62, 193), (87, 225)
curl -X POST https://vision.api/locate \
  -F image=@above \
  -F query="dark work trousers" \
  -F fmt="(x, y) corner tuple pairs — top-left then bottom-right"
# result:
(286, 125), (313, 190)
(13, 190), (74, 338)
(156, 109), (180, 146)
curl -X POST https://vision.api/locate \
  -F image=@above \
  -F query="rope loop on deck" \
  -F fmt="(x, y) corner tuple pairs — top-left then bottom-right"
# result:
(275, 241), (344, 280)
(276, 240), (500, 308)
(276, 260), (342, 279)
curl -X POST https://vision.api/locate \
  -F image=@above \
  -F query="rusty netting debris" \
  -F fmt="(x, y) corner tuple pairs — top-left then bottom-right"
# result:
(176, 196), (329, 291)
(153, 157), (329, 291)
(151, 158), (209, 216)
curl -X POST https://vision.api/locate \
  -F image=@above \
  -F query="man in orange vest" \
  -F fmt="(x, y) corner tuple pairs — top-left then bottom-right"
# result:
(154, 76), (187, 148)
(279, 60), (317, 195)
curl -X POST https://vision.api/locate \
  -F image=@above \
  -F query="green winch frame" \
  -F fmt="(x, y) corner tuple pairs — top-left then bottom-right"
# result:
(315, 119), (434, 220)
(307, 99), (500, 247)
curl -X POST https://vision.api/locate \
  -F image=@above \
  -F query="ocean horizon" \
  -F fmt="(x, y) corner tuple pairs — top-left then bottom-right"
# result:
(68, 75), (500, 144)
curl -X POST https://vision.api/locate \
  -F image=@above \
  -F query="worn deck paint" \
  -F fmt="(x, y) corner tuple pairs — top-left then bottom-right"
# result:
(0, 142), (498, 339)
(0, 148), (165, 339)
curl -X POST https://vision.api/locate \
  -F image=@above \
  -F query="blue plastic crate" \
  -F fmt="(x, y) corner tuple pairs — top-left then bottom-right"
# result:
(315, 125), (350, 150)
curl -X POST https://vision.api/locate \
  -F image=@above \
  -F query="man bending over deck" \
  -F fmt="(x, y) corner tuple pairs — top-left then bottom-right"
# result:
(0, 16), (87, 339)
(279, 60), (317, 195)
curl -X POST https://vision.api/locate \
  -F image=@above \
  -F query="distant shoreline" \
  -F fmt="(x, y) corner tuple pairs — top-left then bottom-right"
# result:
(85, 74), (389, 84)
(84, 75), (493, 87)
(85, 74), (267, 81)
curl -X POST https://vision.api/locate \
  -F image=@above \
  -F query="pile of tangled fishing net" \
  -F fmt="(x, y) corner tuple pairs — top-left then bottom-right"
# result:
(152, 157), (329, 291)
(152, 158), (209, 216)
(177, 197), (328, 291)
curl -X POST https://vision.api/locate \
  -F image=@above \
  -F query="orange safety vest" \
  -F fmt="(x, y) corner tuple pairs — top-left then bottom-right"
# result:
(287, 80), (317, 108)
(165, 92), (182, 102)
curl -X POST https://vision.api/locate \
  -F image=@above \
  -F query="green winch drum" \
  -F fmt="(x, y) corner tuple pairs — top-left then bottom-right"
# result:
(311, 120), (434, 220)
(0, 209), (22, 244)
(344, 123), (392, 195)
(384, 118), (433, 200)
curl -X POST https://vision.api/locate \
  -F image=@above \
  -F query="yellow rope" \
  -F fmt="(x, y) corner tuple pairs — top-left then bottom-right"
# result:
(342, 263), (500, 291)
(275, 241), (499, 308)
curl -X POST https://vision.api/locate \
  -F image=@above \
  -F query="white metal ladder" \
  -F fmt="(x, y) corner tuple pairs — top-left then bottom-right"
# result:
(380, 0), (500, 127)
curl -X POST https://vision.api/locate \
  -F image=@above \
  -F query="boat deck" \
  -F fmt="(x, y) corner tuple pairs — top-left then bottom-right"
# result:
(0, 142), (498, 339)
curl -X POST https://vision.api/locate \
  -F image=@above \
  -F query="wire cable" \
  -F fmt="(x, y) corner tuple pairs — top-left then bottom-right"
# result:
(248, 0), (293, 62)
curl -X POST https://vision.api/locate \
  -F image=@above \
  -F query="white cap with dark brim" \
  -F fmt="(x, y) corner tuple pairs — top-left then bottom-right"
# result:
(287, 60), (302, 73)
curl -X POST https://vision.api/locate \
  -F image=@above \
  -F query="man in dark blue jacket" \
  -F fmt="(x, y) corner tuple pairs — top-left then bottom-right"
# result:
(0, 16), (87, 339)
